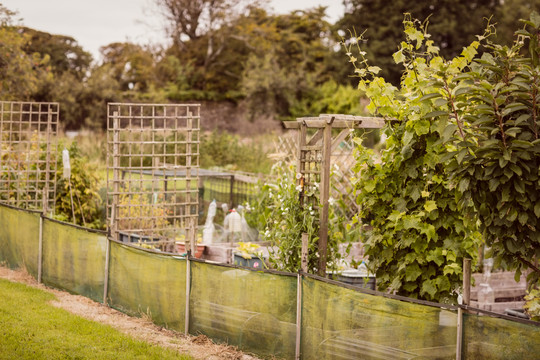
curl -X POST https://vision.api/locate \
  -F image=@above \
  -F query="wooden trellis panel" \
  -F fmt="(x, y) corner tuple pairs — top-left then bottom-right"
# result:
(0, 101), (58, 213)
(107, 103), (200, 249)
(275, 121), (365, 219)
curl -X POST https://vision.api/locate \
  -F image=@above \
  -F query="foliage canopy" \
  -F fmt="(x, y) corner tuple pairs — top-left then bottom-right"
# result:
(347, 12), (540, 302)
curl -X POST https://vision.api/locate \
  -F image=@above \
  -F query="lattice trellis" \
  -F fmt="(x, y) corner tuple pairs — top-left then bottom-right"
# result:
(275, 120), (366, 219)
(0, 101), (58, 213)
(107, 103), (200, 249)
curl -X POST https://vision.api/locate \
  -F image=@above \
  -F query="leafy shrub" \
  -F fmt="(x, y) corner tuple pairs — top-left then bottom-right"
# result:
(289, 80), (367, 118)
(345, 15), (483, 302)
(246, 162), (348, 274)
(54, 142), (105, 229)
(524, 288), (540, 321)
(200, 130), (272, 174)
(346, 12), (540, 300)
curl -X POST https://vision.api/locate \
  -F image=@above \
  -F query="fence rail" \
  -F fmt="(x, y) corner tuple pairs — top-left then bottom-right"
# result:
(0, 203), (538, 360)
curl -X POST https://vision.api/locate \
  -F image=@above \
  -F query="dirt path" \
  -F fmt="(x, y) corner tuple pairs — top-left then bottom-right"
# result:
(0, 266), (260, 360)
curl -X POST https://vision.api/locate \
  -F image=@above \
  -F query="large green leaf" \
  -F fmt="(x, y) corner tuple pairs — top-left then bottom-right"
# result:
(405, 262), (422, 281)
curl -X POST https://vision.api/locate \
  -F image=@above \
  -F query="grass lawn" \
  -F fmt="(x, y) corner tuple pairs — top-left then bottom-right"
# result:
(0, 279), (192, 360)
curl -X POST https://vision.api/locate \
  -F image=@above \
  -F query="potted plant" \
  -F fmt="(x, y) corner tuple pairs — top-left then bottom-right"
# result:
(175, 233), (205, 258)
(233, 242), (264, 269)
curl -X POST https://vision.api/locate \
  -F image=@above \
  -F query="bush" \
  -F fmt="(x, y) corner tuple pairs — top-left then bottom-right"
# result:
(200, 130), (272, 174)
(54, 142), (105, 229)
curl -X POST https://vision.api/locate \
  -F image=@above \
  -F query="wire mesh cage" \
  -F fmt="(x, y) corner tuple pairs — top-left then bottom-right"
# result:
(202, 173), (260, 209)
(0, 101), (58, 213)
(106, 103), (200, 250)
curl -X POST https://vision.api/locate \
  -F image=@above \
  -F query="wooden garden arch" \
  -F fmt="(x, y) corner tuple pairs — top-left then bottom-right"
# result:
(283, 114), (385, 275)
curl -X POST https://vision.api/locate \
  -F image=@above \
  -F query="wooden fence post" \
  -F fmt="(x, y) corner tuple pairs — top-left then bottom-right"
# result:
(295, 233), (309, 359)
(318, 118), (334, 276)
(37, 215), (43, 284)
(185, 256), (191, 335)
(456, 258), (471, 360)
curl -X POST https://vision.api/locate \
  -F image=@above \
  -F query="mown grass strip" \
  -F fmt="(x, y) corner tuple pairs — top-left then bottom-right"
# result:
(0, 278), (192, 360)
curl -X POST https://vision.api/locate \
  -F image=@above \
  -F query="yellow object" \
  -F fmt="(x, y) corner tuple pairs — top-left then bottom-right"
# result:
(235, 242), (262, 259)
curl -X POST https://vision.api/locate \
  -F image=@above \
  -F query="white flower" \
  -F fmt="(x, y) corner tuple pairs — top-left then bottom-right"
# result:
(296, 185), (303, 192)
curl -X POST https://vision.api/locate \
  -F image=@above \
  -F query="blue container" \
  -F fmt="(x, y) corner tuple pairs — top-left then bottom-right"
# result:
(233, 254), (264, 269)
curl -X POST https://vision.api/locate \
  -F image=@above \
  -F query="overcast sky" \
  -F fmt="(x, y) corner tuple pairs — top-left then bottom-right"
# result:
(2, 0), (345, 62)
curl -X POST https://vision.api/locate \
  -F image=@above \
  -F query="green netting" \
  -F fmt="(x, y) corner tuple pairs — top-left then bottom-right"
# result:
(107, 241), (186, 331)
(189, 261), (297, 358)
(301, 276), (457, 360)
(462, 313), (540, 359)
(41, 219), (106, 303)
(0, 205), (40, 277)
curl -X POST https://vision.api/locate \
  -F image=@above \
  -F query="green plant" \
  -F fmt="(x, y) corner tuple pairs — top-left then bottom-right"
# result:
(117, 192), (170, 234)
(289, 80), (368, 118)
(524, 287), (540, 321)
(199, 130), (272, 173)
(448, 13), (540, 287)
(0, 278), (192, 359)
(54, 142), (105, 229)
(235, 242), (262, 259)
(247, 162), (347, 274)
(0, 132), (50, 209)
(344, 15), (483, 302)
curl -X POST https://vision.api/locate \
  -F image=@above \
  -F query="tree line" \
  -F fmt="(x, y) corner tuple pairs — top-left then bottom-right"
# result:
(0, 0), (538, 130)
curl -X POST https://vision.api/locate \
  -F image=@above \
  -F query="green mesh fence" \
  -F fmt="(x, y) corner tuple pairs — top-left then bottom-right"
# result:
(462, 312), (540, 359)
(301, 276), (458, 360)
(189, 261), (297, 358)
(0, 205), (40, 277)
(107, 241), (186, 332)
(41, 219), (106, 303)
(2, 204), (540, 360)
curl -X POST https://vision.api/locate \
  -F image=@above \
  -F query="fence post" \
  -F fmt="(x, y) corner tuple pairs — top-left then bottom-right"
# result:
(37, 215), (43, 284)
(37, 189), (47, 284)
(456, 258), (471, 360)
(229, 175), (235, 208)
(103, 237), (111, 304)
(185, 255), (191, 335)
(463, 258), (471, 305)
(295, 233), (309, 360)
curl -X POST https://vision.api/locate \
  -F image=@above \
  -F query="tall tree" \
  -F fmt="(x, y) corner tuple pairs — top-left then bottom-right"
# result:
(20, 28), (92, 79)
(239, 7), (337, 118)
(155, 0), (259, 76)
(0, 5), (50, 100)
(336, 0), (499, 84)
(99, 42), (155, 91)
(494, 0), (540, 45)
